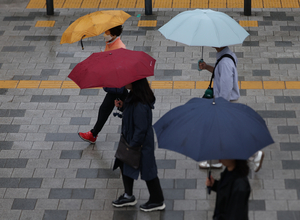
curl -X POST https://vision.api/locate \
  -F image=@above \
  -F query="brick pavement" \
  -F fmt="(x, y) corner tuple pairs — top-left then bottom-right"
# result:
(0, 0), (300, 219)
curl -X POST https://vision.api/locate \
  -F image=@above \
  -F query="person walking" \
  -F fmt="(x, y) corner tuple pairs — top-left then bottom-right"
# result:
(78, 25), (128, 144)
(198, 46), (264, 172)
(111, 78), (165, 212)
(206, 159), (251, 220)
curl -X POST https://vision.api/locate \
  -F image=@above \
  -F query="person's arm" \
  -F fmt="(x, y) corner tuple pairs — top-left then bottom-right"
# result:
(216, 61), (234, 101)
(129, 103), (149, 147)
(199, 61), (214, 73)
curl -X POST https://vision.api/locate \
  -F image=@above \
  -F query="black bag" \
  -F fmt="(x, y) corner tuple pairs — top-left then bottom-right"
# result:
(202, 54), (236, 99)
(115, 134), (142, 169)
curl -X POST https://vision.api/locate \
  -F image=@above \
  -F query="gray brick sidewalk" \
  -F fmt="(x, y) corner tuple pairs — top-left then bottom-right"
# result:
(0, 1), (300, 219)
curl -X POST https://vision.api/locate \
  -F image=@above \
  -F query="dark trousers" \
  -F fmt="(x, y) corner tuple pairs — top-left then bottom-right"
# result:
(120, 164), (164, 203)
(91, 89), (128, 137)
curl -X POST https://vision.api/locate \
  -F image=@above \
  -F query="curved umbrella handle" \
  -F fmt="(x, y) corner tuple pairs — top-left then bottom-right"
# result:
(80, 35), (86, 50)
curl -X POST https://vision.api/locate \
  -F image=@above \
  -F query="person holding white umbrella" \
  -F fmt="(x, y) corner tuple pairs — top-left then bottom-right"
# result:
(159, 9), (264, 172)
(198, 46), (264, 172)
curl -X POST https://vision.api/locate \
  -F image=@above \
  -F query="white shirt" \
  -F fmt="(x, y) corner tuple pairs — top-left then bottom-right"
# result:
(213, 47), (240, 101)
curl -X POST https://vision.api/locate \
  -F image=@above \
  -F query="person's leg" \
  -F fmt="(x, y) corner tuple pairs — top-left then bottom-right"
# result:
(140, 177), (165, 212)
(112, 163), (137, 207)
(91, 92), (117, 136)
(146, 177), (164, 203)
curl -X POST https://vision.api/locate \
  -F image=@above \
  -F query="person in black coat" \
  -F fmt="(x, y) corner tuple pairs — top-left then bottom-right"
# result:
(206, 159), (251, 220)
(112, 78), (165, 212)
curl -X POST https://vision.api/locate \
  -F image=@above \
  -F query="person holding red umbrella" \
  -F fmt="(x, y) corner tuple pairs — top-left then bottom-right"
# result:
(78, 25), (128, 144)
(112, 78), (165, 212)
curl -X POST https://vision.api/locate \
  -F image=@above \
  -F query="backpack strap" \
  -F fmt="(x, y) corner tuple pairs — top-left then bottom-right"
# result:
(208, 54), (236, 88)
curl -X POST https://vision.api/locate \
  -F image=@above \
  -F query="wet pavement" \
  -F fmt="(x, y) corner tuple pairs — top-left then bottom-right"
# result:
(0, 0), (300, 219)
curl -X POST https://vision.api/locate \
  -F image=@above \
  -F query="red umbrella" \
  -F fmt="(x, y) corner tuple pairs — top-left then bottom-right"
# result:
(68, 48), (156, 89)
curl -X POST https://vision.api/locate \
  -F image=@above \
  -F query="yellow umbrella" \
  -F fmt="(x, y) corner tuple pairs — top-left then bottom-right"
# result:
(60, 10), (131, 46)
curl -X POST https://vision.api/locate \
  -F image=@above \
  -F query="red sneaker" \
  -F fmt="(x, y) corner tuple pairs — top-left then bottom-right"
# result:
(78, 131), (97, 144)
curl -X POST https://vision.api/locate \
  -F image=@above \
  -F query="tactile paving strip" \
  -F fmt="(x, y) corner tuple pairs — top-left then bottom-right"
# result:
(239, 20), (258, 27)
(26, 0), (45, 8)
(117, 0), (137, 8)
(173, 0), (190, 8)
(137, 20), (157, 27)
(63, 0), (82, 8)
(1, 81), (299, 90)
(191, 0), (209, 8)
(81, 0), (101, 8)
(35, 21), (56, 27)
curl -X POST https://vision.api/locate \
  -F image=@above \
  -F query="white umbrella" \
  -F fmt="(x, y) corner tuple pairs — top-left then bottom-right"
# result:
(158, 9), (249, 47)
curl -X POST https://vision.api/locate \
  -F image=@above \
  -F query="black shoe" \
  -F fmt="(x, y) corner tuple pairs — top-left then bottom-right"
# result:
(140, 201), (166, 212)
(112, 194), (137, 208)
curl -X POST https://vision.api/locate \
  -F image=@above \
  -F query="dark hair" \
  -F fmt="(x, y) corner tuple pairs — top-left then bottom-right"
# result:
(109, 25), (123, 36)
(128, 78), (155, 105)
(235, 160), (249, 177)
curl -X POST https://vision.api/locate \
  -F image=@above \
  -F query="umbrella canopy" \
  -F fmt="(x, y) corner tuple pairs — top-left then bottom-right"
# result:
(68, 48), (155, 89)
(60, 10), (131, 45)
(153, 97), (274, 161)
(158, 9), (249, 47)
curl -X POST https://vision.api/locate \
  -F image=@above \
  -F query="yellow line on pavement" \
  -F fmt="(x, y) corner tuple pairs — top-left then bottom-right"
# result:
(1, 80), (300, 90)
(26, 0), (300, 8)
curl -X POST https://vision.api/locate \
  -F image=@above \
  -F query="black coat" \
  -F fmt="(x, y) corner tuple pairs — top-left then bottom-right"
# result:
(113, 95), (158, 181)
(211, 168), (250, 220)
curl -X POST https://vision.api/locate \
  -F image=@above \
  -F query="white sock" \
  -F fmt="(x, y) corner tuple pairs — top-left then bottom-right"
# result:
(124, 193), (132, 199)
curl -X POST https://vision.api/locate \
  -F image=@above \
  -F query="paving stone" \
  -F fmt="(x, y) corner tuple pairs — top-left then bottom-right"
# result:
(18, 178), (43, 188)
(277, 211), (300, 220)
(277, 126), (299, 134)
(280, 142), (300, 151)
(3, 16), (35, 21)
(41, 69), (60, 76)
(71, 189), (95, 199)
(175, 179), (196, 189)
(5, 159), (28, 168)
(43, 210), (68, 220)
(243, 41), (259, 46)
(48, 189), (72, 199)
(159, 210), (184, 220)
(0, 125), (20, 133)
(156, 159), (176, 169)
(60, 150), (83, 159)
(282, 161), (300, 169)
(249, 200), (266, 211)
(113, 210), (137, 220)
(76, 168), (98, 178)
(0, 141), (13, 150)
(275, 41), (293, 47)
(134, 46), (151, 52)
(11, 199), (37, 210)
(269, 58), (300, 64)
(253, 70), (271, 76)
(257, 110), (296, 118)
(79, 89), (99, 96)
(97, 169), (120, 179)
(13, 25), (30, 31)
(70, 117), (91, 125)
(0, 178), (20, 188)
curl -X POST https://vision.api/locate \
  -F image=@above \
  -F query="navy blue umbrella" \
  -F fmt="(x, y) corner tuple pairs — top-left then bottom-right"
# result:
(153, 97), (274, 161)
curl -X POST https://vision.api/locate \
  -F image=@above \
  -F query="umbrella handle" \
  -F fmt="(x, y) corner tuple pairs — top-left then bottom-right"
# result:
(207, 170), (212, 195)
(80, 35), (86, 50)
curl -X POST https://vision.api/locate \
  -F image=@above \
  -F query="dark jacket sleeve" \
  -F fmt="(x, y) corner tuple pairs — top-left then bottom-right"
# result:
(225, 178), (250, 220)
(211, 180), (219, 192)
(103, 87), (125, 94)
(129, 103), (149, 148)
